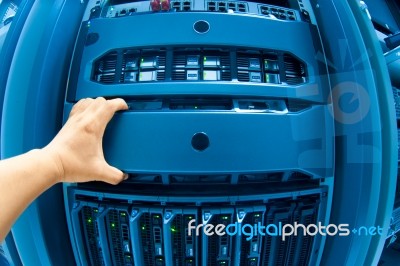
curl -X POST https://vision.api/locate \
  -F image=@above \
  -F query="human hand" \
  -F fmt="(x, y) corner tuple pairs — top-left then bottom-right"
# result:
(43, 97), (129, 184)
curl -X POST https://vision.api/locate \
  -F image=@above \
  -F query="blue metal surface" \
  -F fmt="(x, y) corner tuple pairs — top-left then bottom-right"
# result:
(0, 0), (397, 264)
(97, 106), (334, 177)
(62, 3), (335, 264)
(71, 12), (329, 102)
(1, 0), (86, 265)
(64, 185), (329, 266)
(0, 1), (34, 265)
(311, 0), (397, 265)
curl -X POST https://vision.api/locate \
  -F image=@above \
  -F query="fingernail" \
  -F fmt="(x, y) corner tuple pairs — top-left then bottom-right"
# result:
(123, 173), (129, 180)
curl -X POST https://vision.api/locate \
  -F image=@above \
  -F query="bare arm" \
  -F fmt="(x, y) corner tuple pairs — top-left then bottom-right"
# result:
(0, 97), (128, 241)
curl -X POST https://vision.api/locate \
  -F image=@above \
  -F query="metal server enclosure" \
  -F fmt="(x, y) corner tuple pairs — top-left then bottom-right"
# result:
(0, 0), (397, 265)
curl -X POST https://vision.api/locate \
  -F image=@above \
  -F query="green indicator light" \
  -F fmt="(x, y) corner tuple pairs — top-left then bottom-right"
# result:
(142, 226), (146, 230)
(94, 209), (98, 213)
(222, 216), (228, 220)
(171, 227), (177, 233)
(254, 214), (260, 217)
(87, 218), (92, 223)
(266, 74), (270, 83)
(204, 57), (207, 61)
(195, 106), (198, 109)
(120, 212), (126, 216)
(141, 58), (144, 62)
(155, 215), (160, 218)
(189, 216), (192, 219)
(111, 223), (116, 228)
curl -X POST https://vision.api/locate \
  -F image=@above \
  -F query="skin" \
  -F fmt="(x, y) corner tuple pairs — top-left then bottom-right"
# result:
(0, 97), (128, 241)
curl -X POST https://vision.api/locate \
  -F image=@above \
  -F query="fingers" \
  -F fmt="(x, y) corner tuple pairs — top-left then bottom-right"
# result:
(67, 97), (129, 186)
(70, 97), (128, 123)
(88, 97), (128, 133)
(108, 98), (129, 112)
(99, 163), (128, 185)
(70, 98), (94, 117)
(96, 98), (129, 125)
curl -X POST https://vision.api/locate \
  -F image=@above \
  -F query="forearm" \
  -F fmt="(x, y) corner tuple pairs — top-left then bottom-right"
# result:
(0, 149), (60, 240)
(0, 97), (127, 241)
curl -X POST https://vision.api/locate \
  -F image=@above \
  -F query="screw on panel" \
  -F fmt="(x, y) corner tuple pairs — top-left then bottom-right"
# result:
(165, 211), (172, 220)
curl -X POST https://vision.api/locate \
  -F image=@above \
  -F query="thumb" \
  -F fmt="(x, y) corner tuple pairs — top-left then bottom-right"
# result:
(99, 163), (127, 185)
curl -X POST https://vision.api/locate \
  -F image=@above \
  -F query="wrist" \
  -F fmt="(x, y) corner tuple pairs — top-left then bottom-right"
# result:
(34, 148), (65, 184)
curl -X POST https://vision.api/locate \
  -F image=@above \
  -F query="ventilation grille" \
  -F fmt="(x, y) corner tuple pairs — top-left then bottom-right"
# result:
(206, 213), (233, 265)
(106, 210), (125, 265)
(238, 171), (312, 184)
(93, 52), (118, 84)
(73, 191), (325, 265)
(81, 206), (105, 265)
(125, 98), (312, 114)
(261, 198), (319, 265)
(172, 215), (184, 264)
(140, 213), (156, 265)
(91, 47), (307, 85)
(171, 214), (197, 265)
(169, 174), (231, 184)
(122, 171), (313, 185)
(239, 211), (264, 265)
(125, 174), (162, 184)
(206, 1), (248, 12)
(284, 54), (306, 85)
